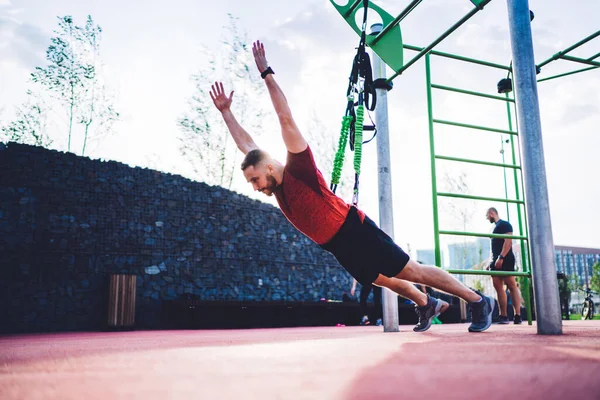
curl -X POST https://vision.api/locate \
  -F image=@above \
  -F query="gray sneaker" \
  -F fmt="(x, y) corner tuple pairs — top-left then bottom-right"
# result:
(496, 315), (510, 324)
(468, 291), (493, 332)
(414, 295), (449, 332)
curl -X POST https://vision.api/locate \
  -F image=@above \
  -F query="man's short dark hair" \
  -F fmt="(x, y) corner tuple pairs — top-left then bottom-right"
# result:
(241, 149), (269, 171)
(487, 207), (498, 214)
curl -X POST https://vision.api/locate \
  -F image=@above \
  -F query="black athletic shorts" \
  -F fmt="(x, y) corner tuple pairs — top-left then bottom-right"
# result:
(489, 252), (516, 272)
(320, 206), (410, 285)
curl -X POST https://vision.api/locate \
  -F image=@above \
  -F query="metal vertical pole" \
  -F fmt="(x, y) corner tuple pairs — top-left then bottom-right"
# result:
(506, 0), (562, 334)
(506, 92), (532, 325)
(370, 23), (399, 333)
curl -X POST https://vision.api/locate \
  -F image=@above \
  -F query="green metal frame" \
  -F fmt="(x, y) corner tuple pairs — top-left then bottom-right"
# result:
(537, 30), (600, 83)
(425, 52), (533, 325)
(329, 0), (599, 327)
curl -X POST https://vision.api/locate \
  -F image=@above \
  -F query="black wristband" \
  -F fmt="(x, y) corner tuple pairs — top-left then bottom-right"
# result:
(261, 66), (274, 79)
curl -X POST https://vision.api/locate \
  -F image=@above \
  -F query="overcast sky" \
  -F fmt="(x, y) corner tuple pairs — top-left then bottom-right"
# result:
(1, 0), (599, 257)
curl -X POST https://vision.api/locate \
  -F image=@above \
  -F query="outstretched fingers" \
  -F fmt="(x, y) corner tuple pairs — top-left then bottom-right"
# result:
(252, 40), (266, 57)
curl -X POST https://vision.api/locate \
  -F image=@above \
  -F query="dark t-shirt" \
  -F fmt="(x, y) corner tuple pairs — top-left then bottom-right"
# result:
(492, 219), (513, 258)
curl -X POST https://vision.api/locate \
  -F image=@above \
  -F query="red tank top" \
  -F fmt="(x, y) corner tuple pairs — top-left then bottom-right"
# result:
(274, 146), (365, 245)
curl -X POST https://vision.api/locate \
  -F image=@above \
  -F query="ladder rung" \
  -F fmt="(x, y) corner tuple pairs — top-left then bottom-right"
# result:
(435, 155), (521, 169)
(433, 119), (518, 135)
(439, 230), (528, 240)
(445, 269), (531, 277)
(431, 84), (515, 103)
(437, 192), (524, 204)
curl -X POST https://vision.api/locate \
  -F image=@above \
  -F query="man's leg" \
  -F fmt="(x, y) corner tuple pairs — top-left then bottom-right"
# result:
(373, 275), (450, 332)
(504, 276), (522, 316)
(493, 276), (508, 316)
(387, 259), (481, 303)
(373, 275), (428, 306)
(359, 283), (372, 324)
(373, 285), (383, 322)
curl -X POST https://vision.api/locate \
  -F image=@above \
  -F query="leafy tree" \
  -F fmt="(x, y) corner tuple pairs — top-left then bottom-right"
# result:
(590, 262), (600, 293)
(30, 15), (118, 155)
(178, 14), (267, 190)
(1, 91), (52, 147)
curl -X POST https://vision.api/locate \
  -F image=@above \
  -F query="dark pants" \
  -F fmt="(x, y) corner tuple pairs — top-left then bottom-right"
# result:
(359, 283), (382, 321)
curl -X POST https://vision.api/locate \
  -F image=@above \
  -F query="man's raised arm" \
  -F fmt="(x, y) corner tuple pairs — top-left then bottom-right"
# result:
(209, 81), (258, 155)
(252, 40), (307, 154)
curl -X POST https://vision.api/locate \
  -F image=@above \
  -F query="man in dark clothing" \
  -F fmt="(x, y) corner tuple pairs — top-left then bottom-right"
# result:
(486, 207), (523, 324)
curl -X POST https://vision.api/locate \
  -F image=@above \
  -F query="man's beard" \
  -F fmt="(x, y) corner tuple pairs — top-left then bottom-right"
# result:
(262, 175), (278, 196)
(488, 217), (495, 224)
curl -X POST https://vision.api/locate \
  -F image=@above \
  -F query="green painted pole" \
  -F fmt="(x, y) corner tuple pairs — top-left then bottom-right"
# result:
(343, 0), (362, 17)
(433, 119), (518, 135)
(431, 84), (515, 102)
(559, 55), (600, 67)
(404, 44), (511, 70)
(537, 30), (600, 68)
(435, 155), (521, 169)
(440, 230), (528, 240)
(388, 0), (493, 81)
(537, 66), (598, 83)
(437, 192), (524, 204)
(446, 269), (531, 277)
(426, 54), (442, 268)
(371, 0), (422, 45)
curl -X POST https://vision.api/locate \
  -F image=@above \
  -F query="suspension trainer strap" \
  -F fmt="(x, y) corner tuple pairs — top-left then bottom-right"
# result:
(352, 104), (365, 205)
(330, 115), (353, 193)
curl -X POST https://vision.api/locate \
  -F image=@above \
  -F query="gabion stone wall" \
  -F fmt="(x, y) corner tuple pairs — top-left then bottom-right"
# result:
(0, 142), (353, 333)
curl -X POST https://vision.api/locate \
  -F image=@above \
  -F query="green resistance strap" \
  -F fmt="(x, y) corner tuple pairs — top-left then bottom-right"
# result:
(330, 115), (353, 192)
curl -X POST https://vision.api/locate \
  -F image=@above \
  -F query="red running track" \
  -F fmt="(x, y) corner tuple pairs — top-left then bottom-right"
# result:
(1, 320), (599, 399)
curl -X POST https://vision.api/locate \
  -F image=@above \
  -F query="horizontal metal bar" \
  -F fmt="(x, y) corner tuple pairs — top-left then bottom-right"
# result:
(431, 84), (515, 102)
(446, 269), (531, 277)
(371, 0), (423, 45)
(588, 51), (600, 61)
(560, 55), (600, 67)
(433, 118), (518, 135)
(435, 155), (521, 169)
(388, 0), (493, 80)
(344, 0), (363, 17)
(403, 44), (511, 70)
(439, 230), (528, 240)
(537, 30), (600, 68)
(437, 192), (524, 204)
(537, 66), (599, 83)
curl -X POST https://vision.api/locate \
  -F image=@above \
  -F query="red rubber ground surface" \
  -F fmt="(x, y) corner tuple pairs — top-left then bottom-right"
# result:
(1, 321), (599, 399)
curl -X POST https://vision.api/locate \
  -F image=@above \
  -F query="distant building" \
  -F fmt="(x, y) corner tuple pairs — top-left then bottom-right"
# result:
(447, 238), (491, 270)
(555, 245), (600, 288)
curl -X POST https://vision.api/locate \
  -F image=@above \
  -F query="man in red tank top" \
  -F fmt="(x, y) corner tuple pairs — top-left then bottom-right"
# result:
(209, 40), (493, 333)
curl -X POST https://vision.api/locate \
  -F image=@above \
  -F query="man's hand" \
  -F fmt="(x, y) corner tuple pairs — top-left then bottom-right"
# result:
(252, 40), (269, 74)
(209, 81), (234, 113)
(495, 257), (504, 270)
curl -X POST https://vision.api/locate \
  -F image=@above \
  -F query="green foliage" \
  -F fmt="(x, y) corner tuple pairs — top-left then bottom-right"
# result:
(1, 91), (52, 147)
(590, 262), (600, 293)
(178, 14), (267, 189)
(28, 15), (118, 155)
